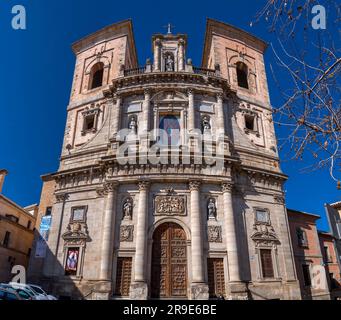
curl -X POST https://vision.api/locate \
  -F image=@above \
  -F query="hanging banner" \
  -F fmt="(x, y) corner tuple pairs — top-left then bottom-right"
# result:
(34, 215), (52, 258)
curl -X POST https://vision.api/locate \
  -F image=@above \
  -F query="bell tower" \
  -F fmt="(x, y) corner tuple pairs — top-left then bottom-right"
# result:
(152, 26), (187, 72)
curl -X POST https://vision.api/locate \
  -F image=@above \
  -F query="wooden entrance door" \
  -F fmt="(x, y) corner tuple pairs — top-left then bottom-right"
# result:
(207, 258), (226, 298)
(151, 223), (187, 298)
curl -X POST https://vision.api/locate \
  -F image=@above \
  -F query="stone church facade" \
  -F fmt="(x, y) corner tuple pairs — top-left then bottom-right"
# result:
(34, 19), (301, 300)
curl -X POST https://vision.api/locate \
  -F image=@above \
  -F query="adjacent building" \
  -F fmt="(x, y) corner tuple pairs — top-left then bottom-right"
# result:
(318, 231), (341, 300)
(325, 202), (341, 273)
(287, 209), (341, 300)
(0, 170), (37, 282)
(29, 19), (301, 300)
(27, 174), (56, 284)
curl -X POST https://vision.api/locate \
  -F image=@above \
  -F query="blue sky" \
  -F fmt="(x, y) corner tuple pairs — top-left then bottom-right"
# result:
(0, 0), (339, 230)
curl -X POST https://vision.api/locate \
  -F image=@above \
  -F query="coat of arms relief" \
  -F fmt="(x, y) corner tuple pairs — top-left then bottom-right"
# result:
(153, 188), (186, 216)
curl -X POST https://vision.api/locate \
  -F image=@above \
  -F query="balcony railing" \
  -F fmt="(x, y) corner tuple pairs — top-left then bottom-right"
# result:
(122, 64), (221, 78)
(193, 67), (218, 77)
(124, 66), (146, 77)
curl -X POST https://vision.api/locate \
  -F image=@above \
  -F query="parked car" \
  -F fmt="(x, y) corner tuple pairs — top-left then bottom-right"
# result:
(10, 283), (57, 300)
(0, 287), (23, 301)
(1, 283), (49, 300)
(0, 284), (36, 300)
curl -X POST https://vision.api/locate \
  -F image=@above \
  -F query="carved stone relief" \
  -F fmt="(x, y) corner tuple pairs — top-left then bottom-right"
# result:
(120, 225), (134, 242)
(154, 195), (186, 216)
(207, 226), (222, 243)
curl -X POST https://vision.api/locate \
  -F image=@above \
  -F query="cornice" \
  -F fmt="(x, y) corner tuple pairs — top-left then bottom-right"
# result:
(111, 71), (230, 95)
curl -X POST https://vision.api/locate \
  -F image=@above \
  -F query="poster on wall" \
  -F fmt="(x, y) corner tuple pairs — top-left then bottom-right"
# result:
(65, 248), (79, 276)
(34, 215), (52, 258)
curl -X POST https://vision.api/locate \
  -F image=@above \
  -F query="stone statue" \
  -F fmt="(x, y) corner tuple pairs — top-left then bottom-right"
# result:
(207, 198), (216, 219)
(123, 198), (133, 220)
(129, 116), (137, 133)
(165, 54), (174, 72)
(202, 116), (211, 133)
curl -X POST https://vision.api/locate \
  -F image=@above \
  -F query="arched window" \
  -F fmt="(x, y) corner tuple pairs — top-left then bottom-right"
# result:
(159, 114), (180, 146)
(236, 62), (249, 89)
(89, 62), (104, 89)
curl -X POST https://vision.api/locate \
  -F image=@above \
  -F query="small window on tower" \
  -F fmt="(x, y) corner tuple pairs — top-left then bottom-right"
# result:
(89, 62), (104, 90)
(85, 115), (95, 131)
(244, 114), (255, 131)
(236, 62), (249, 89)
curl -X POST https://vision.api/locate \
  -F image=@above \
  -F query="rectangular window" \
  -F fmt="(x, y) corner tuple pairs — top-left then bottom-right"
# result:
(260, 249), (274, 278)
(45, 207), (52, 216)
(296, 228), (308, 247)
(5, 215), (19, 223)
(3, 231), (11, 247)
(256, 209), (269, 224)
(244, 114), (255, 131)
(302, 264), (311, 286)
(65, 247), (80, 276)
(27, 220), (32, 229)
(71, 206), (87, 223)
(324, 246), (332, 263)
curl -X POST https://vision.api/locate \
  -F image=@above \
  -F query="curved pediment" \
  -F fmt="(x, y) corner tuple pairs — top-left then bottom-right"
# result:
(151, 90), (188, 103)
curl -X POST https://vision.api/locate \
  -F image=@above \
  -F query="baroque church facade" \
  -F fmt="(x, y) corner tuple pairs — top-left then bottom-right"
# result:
(34, 19), (301, 300)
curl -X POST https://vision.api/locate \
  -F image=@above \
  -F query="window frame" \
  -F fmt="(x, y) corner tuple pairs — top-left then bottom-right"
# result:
(70, 206), (87, 223)
(3, 231), (11, 248)
(259, 249), (275, 279)
(236, 62), (249, 89)
(254, 208), (270, 225)
(296, 227), (308, 247)
(88, 62), (104, 90)
(302, 264), (312, 287)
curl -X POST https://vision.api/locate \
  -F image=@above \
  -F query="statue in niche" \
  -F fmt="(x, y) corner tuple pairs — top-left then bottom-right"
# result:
(202, 116), (211, 133)
(207, 198), (216, 219)
(123, 198), (133, 220)
(128, 116), (137, 133)
(165, 54), (174, 72)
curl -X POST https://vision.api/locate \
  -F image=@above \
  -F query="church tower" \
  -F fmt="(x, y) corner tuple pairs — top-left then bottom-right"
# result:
(32, 19), (301, 300)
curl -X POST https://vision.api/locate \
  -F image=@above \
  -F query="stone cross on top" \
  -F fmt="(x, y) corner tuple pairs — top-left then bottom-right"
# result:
(163, 23), (175, 35)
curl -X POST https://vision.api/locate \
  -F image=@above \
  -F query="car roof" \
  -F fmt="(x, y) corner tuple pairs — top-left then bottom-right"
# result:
(0, 287), (19, 295)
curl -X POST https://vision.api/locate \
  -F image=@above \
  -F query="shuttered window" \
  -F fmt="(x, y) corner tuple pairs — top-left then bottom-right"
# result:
(260, 249), (274, 278)
(115, 257), (132, 296)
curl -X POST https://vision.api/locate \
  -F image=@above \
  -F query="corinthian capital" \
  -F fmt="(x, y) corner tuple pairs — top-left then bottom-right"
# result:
(216, 92), (224, 102)
(138, 180), (150, 191)
(221, 182), (233, 193)
(187, 88), (194, 96)
(144, 88), (151, 97)
(55, 193), (69, 203)
(189, 180), (201, 191)
(104, 182), (118, 193)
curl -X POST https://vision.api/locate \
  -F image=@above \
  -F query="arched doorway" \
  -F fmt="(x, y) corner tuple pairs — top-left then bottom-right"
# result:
(151, 222), (187, 298)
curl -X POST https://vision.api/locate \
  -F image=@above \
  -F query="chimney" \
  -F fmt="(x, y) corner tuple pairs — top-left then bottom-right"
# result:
(0, 169), (8, 193)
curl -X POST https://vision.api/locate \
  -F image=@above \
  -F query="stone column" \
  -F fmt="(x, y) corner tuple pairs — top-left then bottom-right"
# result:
(112, 95), (122, 136)
(222, 183), (247, 299)
(178, 39), (185, 71)
(153, 39), (161, 72)
(130, 180), (150, 300)
(187, 89), (195, 132)
(99, 182), (118, 281)
(141, 89), (151, 133)
(189, 180), (209, 299)
(140, 90), (151, 161)
(216, 93), (225, 136)
(221, 183), (240, 282)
